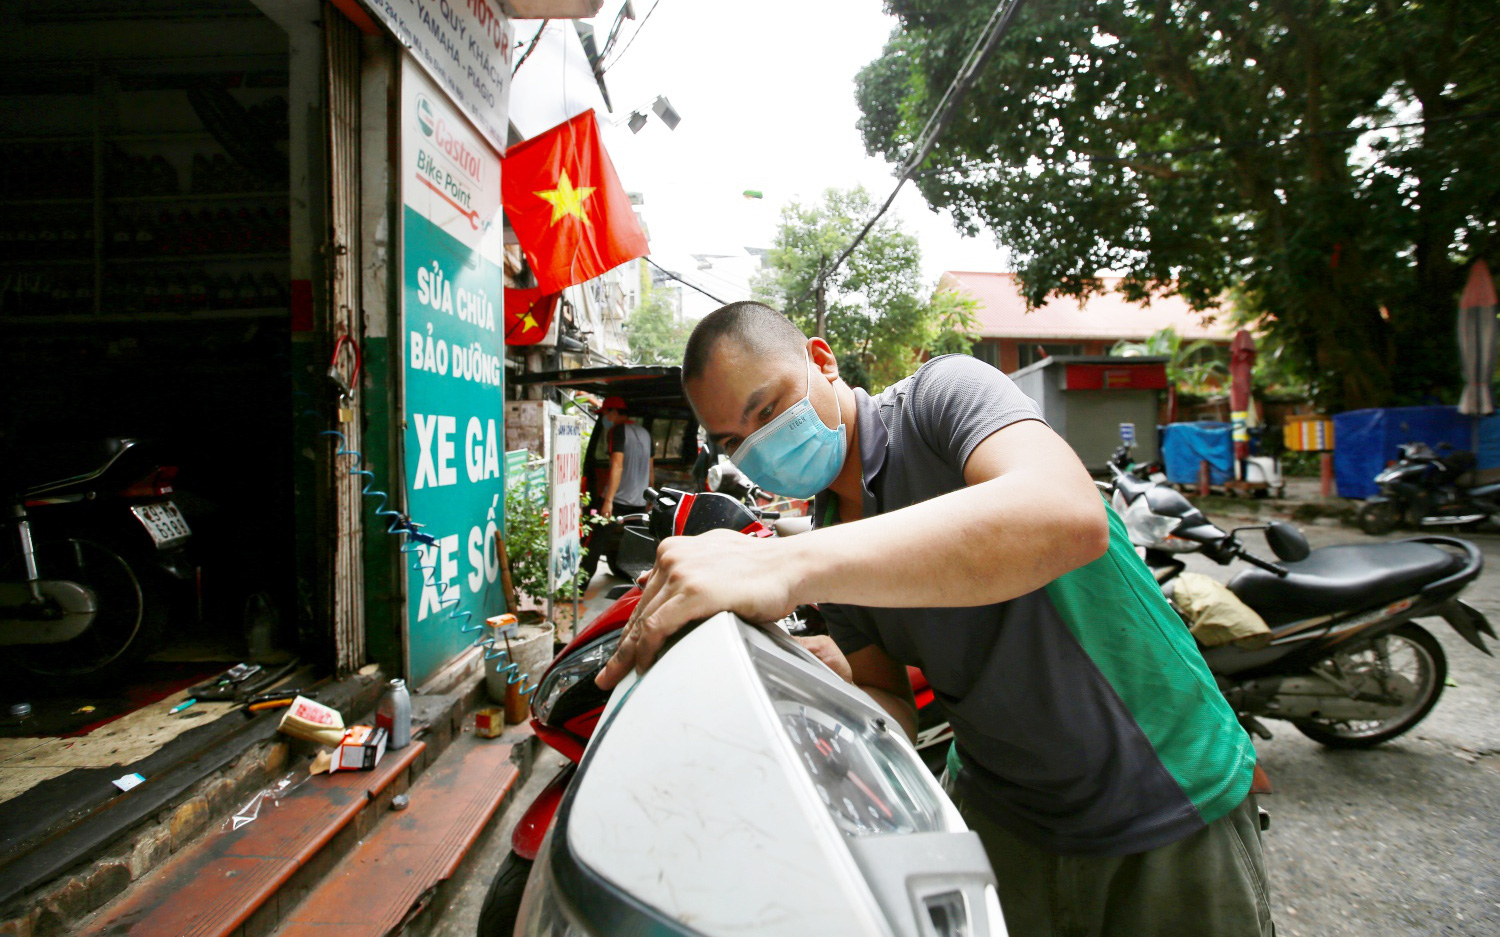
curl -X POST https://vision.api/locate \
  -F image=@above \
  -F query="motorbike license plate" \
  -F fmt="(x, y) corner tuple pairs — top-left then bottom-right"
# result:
(131, 501), (191, 547)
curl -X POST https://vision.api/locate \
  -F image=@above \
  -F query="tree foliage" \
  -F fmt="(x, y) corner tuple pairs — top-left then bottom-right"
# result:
(855, 0), (1500, 410)
(752, 186), (978, 391)
(1110, 327), (1225, 394)
(625, 281), (691, 366)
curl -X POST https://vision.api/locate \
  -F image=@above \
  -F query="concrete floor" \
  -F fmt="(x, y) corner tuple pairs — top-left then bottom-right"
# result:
(0, 691), (238, 806)
(1178, 518), (1500, 937)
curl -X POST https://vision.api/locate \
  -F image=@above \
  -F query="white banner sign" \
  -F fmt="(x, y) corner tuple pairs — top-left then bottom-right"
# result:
(549, 415), (584, 593)
(401, 57), (503, 260)
(363, 0), (513, 152)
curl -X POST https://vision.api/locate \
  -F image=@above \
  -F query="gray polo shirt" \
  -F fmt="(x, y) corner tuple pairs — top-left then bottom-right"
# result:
(608, 419), (652, 508)
(817, 355), (1255, 856)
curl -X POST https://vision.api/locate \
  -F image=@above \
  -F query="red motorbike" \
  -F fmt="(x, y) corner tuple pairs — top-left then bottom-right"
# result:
(477, 487), (950, 935)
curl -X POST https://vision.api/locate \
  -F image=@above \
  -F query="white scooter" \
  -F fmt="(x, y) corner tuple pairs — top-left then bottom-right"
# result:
(513, 611), (1006, 937)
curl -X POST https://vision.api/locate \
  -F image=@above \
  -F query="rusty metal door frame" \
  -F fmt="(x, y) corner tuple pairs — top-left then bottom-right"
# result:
(322, 4), (365, 673)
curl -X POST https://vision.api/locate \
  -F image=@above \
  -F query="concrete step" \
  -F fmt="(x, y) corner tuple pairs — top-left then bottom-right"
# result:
(275, 731), (520, 937)
(76, 739), (428, 937)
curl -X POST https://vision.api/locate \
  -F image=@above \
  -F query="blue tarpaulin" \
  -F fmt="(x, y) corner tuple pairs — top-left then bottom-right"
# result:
(1162, 422), (1234, 485)
(1333, 406), (1500, 499)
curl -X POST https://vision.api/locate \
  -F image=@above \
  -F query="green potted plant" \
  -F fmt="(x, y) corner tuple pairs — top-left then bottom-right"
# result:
(503, 481), (604, 625)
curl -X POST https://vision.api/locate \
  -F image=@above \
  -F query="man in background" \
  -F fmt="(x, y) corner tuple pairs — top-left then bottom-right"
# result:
(580, 396), (653, 581)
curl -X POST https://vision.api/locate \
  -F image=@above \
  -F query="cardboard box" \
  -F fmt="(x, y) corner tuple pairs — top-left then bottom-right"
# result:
(474, 707), (505, 739)
(333, 725), (388, 772)
(278, 696), (346, 746)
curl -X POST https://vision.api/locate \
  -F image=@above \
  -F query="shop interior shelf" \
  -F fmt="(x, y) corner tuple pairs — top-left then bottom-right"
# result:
(0, 256), (96, 267)
(104, 251), (290, 264)
(0, 308), (290, 326)
(109, 190), (289, 204)
(8, 129), (288, 145)
(0, 197), (95, 207)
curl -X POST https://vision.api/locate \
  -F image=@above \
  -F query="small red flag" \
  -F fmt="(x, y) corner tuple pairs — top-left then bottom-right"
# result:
(501, 111), (649, 293)
(505, 286), (561, 345)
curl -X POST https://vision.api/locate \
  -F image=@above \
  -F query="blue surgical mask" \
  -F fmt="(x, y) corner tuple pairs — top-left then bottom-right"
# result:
(730, 351), (848, 499)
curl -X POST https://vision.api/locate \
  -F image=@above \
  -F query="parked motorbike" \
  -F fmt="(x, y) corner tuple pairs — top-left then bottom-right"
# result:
(1, 438), (193, 684)
(1357, 441), (1500, 535)
(1109, 467), (1494, 748)
(479, 487), (954, 935)
(1107, 442), (1167, 484)
(511, 610), (1004, 937)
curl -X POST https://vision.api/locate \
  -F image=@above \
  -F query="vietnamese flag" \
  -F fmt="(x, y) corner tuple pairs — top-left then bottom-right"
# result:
(501, 111), (649, 293)
(505, 286), (561, 345)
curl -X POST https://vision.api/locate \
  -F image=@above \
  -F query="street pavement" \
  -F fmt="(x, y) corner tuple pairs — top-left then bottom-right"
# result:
(1180, 518), (1500, 937)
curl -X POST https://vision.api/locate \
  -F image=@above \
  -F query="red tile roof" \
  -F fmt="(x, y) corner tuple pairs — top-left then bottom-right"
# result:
(940, 271), (1233, 342)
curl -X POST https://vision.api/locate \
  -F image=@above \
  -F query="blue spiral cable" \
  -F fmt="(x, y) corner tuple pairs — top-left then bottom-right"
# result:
(313, 425), (538, 699)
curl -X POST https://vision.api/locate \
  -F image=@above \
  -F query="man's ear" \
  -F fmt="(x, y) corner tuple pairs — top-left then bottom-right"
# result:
(807, 337), (840, 382)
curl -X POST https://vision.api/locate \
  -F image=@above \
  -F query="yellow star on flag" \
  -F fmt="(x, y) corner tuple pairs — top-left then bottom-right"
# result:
(519, 309), (539, 331)
(534, 170), (596, 226)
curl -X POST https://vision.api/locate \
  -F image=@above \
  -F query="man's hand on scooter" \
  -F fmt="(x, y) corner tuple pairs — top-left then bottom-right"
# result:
(596, 529), (800, 690)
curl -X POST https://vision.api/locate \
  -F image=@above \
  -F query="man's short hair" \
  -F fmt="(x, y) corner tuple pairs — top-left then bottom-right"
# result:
(681, 301), (807, 384)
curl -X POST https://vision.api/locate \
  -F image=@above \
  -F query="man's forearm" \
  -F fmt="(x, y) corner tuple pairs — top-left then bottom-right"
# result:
(602, 467), (622, 508)
(790, 472), (1108, 610)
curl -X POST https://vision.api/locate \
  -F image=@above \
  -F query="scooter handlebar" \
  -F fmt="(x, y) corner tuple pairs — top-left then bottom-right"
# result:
(1238, 549), (1289, 578)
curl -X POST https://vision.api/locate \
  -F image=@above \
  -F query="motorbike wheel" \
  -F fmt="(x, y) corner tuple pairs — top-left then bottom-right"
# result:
(1293, 623), (1447, 749)
(13, 538), (164, 687)
(1357, 500), (1401, 536)
(476, 851), (532, 937)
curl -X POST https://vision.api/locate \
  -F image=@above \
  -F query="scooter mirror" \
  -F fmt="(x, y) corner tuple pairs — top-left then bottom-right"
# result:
(1264, 522), (1310, 562)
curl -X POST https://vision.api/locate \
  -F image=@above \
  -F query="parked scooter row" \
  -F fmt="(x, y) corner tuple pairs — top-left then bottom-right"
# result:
(1358, 441), (1500, 534)
(1109, 464), (1494, 747)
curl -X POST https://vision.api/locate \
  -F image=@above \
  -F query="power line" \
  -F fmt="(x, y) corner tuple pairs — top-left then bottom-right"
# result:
(645, 257), (727, 304)
(797, 0), (1027, 313)
(512, 19), (550, 76)
(603, 0), (660, 73)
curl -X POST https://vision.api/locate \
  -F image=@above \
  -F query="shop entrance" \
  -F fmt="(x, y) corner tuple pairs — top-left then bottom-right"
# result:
(0, 2), (298, 749)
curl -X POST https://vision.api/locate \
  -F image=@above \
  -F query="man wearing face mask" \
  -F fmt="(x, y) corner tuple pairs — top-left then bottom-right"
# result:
(597, 301), (1274, 936)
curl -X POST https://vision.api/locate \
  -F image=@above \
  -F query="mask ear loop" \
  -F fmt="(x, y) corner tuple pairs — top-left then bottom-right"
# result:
(808, 347), (843, 431)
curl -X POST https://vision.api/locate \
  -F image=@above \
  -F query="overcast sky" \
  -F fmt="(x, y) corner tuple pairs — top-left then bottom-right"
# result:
(509, 1), (1010, 317)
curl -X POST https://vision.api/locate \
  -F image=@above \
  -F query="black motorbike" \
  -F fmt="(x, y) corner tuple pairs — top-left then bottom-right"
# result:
(1, 438), (194, 685)
(1110, 469), (1494, 748)
(1358, 442), (1500, 535)
(1108, 442), (1166, 484)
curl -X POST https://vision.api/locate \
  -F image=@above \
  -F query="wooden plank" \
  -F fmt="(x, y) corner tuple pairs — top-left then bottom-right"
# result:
(80, 742), (425, 937)
(279, 736), (518, 936)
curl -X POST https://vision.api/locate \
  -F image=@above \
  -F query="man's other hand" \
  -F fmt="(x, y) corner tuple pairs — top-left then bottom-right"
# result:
(795, 635), (853, 684)
(595, 529), (800, 689)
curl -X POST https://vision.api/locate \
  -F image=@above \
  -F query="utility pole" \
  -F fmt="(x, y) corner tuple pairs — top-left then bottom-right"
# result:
(815, 280), (827, 340)
(814, 257), (827, 339)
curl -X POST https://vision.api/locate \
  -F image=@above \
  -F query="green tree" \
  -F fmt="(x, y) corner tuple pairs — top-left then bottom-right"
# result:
(856, 0), (1500, 411)
(625, 282), (691, 366)
(752, 186), (978, 391)
(1110, 327), (1225, 394)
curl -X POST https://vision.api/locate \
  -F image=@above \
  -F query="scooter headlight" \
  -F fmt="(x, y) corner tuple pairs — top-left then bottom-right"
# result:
(1122, 496), (1182, 549)
(752, 647), (947, 839)
(531, 632), (622, 725)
